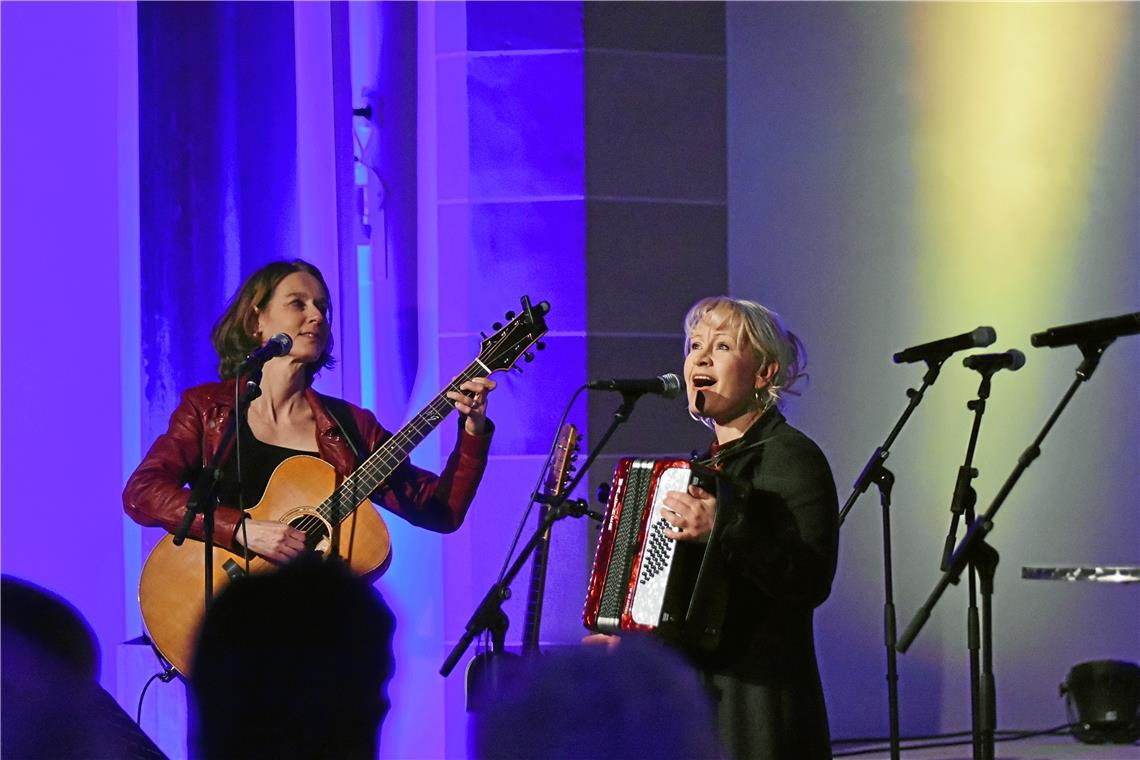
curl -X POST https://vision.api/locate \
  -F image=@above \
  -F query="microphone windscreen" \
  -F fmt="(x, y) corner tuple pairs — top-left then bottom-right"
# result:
(270, 333), (293, 353)
(972, 326), (997, 347)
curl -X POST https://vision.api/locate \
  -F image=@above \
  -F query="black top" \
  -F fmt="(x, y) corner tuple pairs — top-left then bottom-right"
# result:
(688, 406), (839, 760)
(217, 415), (317, 511)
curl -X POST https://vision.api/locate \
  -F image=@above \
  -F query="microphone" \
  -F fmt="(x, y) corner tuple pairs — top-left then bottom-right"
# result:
(1030, 312), (1140, 349)
(893, 326), (996, 364)
(240, 333), (293, 369)
(963, 349), (1026, 373)
(586, 373), (682, 399)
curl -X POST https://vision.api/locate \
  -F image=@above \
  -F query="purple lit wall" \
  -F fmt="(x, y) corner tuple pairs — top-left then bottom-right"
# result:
(1, 0), (137, 694)
(428, 4), (588, 754)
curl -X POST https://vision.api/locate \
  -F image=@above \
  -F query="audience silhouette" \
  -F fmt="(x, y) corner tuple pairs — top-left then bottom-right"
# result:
(1, 575), (167, 759)
(471, 634), (724, 760)
(189, 555), (396, 760)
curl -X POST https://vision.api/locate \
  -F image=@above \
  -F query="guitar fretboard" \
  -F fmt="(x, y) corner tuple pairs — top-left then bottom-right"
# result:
(522, 424), (577, 653)
(316, 361), (487, 524)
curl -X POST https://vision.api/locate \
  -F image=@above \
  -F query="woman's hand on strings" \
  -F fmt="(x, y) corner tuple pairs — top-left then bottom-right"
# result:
(234, 519), (307, 563)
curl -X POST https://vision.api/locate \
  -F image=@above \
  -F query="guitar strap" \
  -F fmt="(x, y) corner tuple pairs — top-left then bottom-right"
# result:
(318, 395), (365, 463)
(318, 396), (370, 558)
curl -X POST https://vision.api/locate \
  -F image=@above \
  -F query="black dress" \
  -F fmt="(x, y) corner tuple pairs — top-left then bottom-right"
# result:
(689, 406), (839, 760)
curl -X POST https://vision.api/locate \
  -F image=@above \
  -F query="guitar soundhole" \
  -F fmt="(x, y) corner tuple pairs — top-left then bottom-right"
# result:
(288, 515), (331, 554)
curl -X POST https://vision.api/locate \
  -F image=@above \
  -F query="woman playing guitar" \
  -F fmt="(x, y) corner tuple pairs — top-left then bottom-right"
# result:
(123, 259), (498, 673)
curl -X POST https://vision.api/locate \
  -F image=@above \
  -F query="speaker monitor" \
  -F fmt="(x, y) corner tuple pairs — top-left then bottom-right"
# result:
(1060, 659), (1140, 744)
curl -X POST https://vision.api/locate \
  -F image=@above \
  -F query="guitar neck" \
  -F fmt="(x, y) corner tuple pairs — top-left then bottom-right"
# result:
(318, 361), (486, 525)
(522, 510), (553, 654)
(520, 423), (578, 654)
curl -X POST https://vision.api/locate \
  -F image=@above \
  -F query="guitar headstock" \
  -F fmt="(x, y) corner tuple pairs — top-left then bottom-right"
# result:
(478, 296), (550, 374)
(542, 423), (580, 497)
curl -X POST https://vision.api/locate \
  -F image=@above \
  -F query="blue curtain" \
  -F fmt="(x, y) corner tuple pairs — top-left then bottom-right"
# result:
(137, 1), (298, 437)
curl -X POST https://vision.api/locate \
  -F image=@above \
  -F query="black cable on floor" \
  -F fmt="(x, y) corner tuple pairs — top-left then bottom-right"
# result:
(832, 722), (1074, 757)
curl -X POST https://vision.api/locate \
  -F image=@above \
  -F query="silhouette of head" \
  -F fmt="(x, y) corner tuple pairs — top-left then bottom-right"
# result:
(471, 634), (723, 759)
(2, 575), (165, 758)
(190, 556), (395, 760)
(1, 575), (100, 681)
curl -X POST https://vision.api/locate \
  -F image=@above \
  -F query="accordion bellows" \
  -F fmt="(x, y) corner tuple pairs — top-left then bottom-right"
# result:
(583, 458), (728, 651)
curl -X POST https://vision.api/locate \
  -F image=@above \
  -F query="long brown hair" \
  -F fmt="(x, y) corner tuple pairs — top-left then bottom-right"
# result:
(211, 259), (336, 382)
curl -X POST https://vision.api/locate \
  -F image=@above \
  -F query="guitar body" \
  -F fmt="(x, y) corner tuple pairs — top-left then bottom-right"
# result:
(138, 455), (391, 676)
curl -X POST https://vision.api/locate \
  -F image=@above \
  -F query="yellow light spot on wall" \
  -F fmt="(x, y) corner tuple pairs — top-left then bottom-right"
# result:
(911, 2), (1130, 330)
(902, 6), (1134, 681)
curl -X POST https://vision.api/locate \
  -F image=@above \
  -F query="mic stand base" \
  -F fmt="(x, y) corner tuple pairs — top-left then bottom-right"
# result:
(465, 608), (516, 712)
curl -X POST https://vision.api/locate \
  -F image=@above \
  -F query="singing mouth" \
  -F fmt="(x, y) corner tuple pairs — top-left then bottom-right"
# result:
(691, 375), (716, 389)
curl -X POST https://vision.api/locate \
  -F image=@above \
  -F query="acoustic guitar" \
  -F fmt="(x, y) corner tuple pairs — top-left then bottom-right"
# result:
(138, 297), (550, 675)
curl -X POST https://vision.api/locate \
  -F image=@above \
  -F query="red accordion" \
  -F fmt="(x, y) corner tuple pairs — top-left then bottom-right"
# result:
(582, 458), (727, 651)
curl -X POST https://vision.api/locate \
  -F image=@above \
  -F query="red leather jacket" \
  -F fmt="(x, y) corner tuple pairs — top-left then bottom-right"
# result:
(123, 380), (492, 550)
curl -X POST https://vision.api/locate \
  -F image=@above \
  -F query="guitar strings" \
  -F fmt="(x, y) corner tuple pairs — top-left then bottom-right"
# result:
(274, 325), (537, 561)
(313, 362), (484, 526)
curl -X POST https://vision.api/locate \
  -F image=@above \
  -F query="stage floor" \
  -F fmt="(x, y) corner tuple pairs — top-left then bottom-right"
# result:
(834, 735), (1139, 760)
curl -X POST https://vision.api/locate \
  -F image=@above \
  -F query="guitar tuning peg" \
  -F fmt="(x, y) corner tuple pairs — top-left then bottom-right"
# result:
(536, 341), (546, 351)
(523, 352), (535, 363)
(505, 310), (516, 320)
(512, 365), (524, 374)
(480, 331), (488, 340)
(493, 322), (503, 331)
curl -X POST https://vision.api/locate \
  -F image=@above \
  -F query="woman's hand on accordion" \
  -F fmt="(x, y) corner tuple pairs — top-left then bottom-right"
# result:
(661, 484), (716, 541)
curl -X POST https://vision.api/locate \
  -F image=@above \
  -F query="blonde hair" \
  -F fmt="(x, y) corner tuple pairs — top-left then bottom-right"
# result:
(683, 296), (807, 424)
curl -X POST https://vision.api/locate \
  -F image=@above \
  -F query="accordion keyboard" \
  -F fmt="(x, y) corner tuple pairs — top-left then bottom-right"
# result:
(630, 465), (690, 626)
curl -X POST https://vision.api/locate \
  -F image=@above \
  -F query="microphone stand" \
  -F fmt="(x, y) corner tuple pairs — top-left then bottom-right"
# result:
(898, 339), (1122, 756)
(171, 370), (264, 611)
(441, 392), (639, 683)
(938, 367), (1000, 760)
(839, 356), (947, 760)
